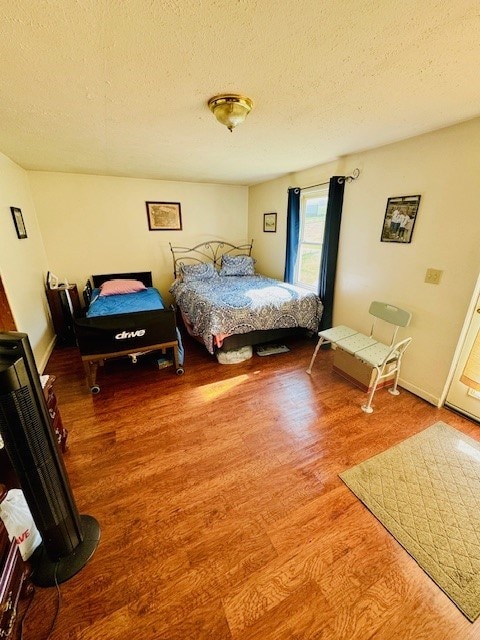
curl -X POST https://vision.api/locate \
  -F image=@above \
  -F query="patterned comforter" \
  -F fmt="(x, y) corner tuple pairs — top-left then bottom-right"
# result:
(170, 275), (323, 353)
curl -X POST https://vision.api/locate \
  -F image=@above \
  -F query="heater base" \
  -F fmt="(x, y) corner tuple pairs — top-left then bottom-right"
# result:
(31, 515), (100, 588)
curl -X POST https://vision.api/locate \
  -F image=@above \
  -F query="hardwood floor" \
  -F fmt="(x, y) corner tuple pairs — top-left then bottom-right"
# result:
(20, 335), (480, 639)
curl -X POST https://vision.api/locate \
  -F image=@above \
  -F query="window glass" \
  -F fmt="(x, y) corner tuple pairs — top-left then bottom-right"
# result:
(295, 187), (328, 290)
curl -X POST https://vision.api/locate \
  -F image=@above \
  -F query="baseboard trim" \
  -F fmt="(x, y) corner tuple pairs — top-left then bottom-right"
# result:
(38, 336), (57, 373)
(399, 378), (441, 407)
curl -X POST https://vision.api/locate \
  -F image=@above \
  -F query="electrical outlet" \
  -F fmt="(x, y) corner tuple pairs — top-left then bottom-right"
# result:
(425, 268), (443, 285)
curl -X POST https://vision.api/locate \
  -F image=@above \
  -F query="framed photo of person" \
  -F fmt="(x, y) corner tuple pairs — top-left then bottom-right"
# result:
(380, 195), (421, 244)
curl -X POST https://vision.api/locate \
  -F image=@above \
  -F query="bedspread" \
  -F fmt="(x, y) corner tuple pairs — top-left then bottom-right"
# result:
(170, 275), (322, 353)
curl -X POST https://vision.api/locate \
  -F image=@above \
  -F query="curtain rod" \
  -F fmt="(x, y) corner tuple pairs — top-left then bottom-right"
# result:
(300, 180), (329, 190)
(289, 168), (360, 191)
(338, 168), (360, 184)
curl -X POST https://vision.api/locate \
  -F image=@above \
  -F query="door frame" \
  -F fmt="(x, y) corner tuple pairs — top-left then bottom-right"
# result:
(0, 275), (17, 332)
(441, 273), (480, 408)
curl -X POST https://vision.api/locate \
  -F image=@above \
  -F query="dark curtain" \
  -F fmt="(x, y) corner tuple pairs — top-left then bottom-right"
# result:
(318, 177), (345, 332)
(283, 188), (300, 283)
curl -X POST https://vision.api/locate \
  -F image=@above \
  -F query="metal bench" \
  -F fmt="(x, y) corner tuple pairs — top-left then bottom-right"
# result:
(306, 301), (412, 413)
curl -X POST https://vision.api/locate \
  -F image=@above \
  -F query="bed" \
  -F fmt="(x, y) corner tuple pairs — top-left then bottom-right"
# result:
(169, 241), (323, 357)
(74, 271), (184, 393)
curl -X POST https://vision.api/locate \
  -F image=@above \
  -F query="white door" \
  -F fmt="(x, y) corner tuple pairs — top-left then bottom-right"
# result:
(445, 287), (480, 422)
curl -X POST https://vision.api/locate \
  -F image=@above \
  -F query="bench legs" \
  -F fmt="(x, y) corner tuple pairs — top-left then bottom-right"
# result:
(387, 366), (401, 397)
(361, 361), (402, 413)
(361, 366), (381, 414)
(306, 337), (327, 374)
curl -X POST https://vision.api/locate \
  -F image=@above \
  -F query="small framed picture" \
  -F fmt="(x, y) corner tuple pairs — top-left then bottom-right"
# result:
(380, 195), (421, 244)
(10, 207), (27, 239)
(146, 201), (182, 231)
(263, 212), (277, 233)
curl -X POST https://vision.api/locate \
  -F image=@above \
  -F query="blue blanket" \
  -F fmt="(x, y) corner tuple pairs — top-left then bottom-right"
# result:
(87, 288), (165, 317)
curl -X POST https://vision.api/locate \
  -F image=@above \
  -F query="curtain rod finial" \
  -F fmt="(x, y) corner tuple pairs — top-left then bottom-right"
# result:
(338, 168), (360, 184)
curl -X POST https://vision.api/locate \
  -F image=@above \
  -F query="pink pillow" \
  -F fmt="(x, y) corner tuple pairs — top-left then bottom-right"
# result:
(99, 279), (147, 296)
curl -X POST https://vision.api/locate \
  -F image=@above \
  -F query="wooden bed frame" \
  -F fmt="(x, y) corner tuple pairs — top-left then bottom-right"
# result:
(169, 241), (312, 354)
(74, 271), (184, 393)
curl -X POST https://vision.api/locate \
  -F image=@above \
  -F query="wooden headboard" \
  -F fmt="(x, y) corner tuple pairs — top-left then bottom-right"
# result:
(91, 271), (153, 288)
(169, 240), (253, 278)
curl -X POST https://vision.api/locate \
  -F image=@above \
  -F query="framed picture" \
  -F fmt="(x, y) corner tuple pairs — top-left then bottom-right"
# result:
(263, 212), (277, 233)
(380, 195), (421, 244)
(10, 207), (27, 239)
(146, 201), (182, 231)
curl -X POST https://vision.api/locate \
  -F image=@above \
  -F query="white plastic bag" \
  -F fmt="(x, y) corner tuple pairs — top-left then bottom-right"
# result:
(0, 488), (42, 560)
(216, 345), (253, 364)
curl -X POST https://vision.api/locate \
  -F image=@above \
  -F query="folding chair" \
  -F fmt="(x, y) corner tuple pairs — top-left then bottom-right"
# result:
(306, 301), (412, 412)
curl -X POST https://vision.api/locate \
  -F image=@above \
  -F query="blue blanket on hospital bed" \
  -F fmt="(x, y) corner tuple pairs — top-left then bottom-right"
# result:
(87, 287), (165, 316)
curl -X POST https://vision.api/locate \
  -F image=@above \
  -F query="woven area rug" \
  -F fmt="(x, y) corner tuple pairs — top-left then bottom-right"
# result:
(339, 421), (480, 621)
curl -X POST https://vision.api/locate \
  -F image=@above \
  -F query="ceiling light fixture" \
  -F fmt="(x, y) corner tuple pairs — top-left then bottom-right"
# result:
(208, 94), (253, 132)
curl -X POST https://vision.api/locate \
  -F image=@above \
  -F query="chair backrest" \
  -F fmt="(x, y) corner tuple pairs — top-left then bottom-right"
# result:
(368, 301), (412, 346)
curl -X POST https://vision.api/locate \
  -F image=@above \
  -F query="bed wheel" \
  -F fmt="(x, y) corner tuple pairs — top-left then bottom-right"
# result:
(90, 385), (100, 394)
(176, 367), (185, 376)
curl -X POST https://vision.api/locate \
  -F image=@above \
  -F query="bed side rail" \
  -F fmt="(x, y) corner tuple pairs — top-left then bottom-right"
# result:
(74, 308), (177, 356)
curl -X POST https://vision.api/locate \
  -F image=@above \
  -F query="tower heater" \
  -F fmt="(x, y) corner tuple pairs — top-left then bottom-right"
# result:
(0, 332), (100, 587)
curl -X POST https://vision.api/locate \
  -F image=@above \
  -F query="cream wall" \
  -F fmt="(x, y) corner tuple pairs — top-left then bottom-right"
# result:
(0, 152), (54, 369)
(28, 173), (248, 300)
(248, 117), (480, 406)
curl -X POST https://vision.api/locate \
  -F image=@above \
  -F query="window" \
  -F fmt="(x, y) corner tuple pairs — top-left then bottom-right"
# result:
(294, 186), (329, 290)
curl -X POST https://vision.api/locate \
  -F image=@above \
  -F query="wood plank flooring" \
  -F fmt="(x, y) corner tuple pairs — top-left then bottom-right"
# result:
(19, 334), (480, 639)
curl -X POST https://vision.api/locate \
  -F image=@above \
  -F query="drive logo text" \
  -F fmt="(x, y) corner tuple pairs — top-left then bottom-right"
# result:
(115, 329), (146, 340)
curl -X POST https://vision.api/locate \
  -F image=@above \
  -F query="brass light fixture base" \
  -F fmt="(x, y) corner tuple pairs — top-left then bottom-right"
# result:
(208, 94), (253, 132)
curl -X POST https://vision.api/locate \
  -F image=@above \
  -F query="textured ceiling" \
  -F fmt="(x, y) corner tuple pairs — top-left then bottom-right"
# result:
(0, 1), (479, 186)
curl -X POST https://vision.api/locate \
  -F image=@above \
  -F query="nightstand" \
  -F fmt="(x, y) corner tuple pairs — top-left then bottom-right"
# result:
(41, 375), (68, 453)
(45, 284), (81, 346)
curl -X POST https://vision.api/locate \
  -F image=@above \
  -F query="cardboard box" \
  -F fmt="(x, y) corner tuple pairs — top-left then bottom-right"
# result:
(157, 357), (173, 370)
(332, 347), (395, 392)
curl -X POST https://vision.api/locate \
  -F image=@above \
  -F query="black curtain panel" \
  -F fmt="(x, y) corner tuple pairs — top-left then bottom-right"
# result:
(318, 177), (345, 332)
(283, 188), (300, 283)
